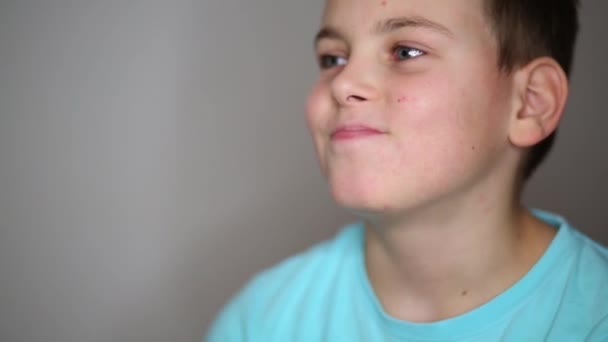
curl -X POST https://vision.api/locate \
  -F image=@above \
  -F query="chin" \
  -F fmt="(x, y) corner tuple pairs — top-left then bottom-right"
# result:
(329, 180), (393, 214)
(328, 173), (450, 220)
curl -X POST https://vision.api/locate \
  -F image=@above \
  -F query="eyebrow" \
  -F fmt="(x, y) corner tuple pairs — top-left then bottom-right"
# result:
(374, 16), (454, 37)
(314, 16), (454, 46)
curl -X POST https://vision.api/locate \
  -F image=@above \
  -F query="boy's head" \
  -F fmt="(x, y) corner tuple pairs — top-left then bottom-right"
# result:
(307, 0), (578, 216)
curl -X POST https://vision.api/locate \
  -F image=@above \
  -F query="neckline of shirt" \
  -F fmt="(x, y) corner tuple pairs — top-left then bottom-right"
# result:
(348, 209), (576, 340)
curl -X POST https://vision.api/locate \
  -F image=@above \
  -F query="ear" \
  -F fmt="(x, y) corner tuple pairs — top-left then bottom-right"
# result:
(509, 57), (569, 148)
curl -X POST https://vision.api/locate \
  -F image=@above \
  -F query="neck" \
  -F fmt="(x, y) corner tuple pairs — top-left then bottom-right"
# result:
(363, 182), (555, 322)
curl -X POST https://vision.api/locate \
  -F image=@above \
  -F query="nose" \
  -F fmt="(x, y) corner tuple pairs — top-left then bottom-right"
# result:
(330, 56), (381, 107)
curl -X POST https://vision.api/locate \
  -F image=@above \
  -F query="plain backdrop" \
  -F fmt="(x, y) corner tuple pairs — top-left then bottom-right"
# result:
(0, 1), (606, 341)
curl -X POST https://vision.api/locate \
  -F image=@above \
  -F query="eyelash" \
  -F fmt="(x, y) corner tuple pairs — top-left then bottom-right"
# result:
(317, 45), (425, 69)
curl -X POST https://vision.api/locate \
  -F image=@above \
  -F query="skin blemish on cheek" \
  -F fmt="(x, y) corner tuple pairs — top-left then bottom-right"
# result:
(397, 96), (408, 103)
(381, 0), (387, 6)
(461, 290), (468, 296)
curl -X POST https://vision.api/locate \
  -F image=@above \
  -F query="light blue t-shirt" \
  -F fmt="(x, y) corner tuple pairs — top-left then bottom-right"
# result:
(207, 210), (608, 341)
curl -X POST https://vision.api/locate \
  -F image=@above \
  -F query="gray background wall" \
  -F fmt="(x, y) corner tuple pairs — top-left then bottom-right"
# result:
(0, 1), (605, 341)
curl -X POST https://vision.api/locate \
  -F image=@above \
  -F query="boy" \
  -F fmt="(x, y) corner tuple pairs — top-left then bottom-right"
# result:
(208, 0), (608, 340)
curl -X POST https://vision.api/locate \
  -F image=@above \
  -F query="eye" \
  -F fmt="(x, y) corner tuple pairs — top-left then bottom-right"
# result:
(318, 54), (348, 69)
(392, 46), (425, 61)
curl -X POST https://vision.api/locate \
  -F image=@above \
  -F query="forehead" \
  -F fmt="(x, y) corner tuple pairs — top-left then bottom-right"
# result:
(321, 0), (490, 41)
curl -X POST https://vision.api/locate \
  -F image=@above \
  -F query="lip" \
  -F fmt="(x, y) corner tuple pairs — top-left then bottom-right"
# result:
(330, 124), (386, 141)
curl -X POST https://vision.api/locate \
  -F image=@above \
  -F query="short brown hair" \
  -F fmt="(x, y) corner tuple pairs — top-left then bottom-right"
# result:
(484, 0), (580, 180)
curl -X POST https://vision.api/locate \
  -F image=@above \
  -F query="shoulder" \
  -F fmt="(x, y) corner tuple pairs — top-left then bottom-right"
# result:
(249, 221), (363, 299)
(540, 211), (608, 335)
(205, 222), (364, 341)
(563, 223), (608, 310)
(563, 220), (608, 279)
(541, 209), (608, 289)
(533, 209), (608, 272)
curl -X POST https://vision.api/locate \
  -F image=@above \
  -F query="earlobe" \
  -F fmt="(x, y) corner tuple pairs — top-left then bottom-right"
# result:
(509, 58), (569, 148)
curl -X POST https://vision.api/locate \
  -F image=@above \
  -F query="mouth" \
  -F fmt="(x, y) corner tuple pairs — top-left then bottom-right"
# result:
(330, 124), (386, 141)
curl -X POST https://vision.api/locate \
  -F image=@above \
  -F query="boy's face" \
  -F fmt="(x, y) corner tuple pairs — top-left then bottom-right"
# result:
(307, 0), (517, 215)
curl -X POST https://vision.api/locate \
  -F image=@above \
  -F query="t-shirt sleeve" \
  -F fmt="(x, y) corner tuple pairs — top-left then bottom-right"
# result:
(205, 294), (247, 342)
(204, 274), (265, 342)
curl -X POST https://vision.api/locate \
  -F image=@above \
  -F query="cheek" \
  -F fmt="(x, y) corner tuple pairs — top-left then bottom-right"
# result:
(305, 81), (334, 173)
(387, 76), (499, 171)
(305, 82), (331, 133)
(389, 77), (462, 139)
(391, 71), (503, 138)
